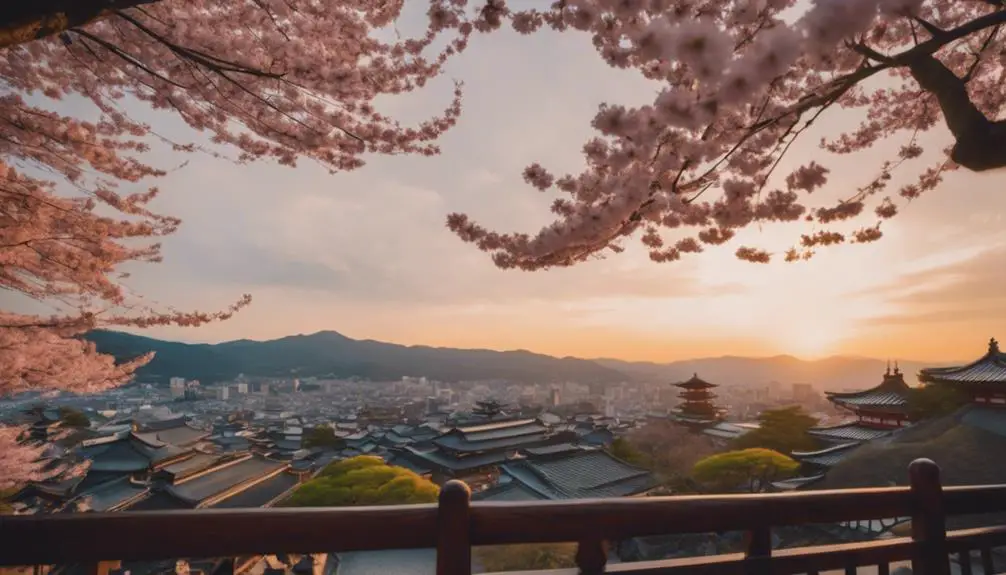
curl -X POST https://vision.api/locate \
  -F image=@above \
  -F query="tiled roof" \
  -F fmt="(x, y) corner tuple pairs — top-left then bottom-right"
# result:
(522, 443), (583, 456)
(122, 490), (195, 511)
(806, 423), (892, 443)
(770, 475), (826, 491)
(169, 456), (287, 504)
(673, 373), (717, 389)
(73, 477), (148, 512)
(134, 424), (209, 447)
(920, 338), (1006, 384)
(827, 372), (911, 410)
(400, 446), (511, 473)
(158, 453), (222, 479)
(472, 481), (550, 502)
(210, 471), (300, 508)
(792, 442), (862, 467)
(433, 429), (552, 453)
(500, 450), (656, 499)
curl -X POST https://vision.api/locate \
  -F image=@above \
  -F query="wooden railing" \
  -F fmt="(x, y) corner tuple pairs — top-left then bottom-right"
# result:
(3, 459), (1006, 575)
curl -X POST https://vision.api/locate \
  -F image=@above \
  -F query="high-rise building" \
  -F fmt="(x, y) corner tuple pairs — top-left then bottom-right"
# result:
(549, 387), (561, 408)
(236, 383), (249, 394)
(216, 387), (230, 401)
(169, 377), (186, 399)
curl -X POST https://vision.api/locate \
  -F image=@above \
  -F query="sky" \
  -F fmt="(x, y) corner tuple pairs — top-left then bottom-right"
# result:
(10, 5), (1006, 364)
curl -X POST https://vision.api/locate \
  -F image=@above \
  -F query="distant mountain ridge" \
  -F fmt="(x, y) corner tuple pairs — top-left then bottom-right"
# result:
(87, 330), (951, 390)
(86, 330), (629, 384)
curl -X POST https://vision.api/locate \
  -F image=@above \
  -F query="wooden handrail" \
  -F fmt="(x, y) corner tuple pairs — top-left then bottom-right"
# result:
(3, 459), (1006, 574)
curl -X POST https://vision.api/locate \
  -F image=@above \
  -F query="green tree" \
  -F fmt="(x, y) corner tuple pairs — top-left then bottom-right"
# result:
(907, 385), (968, 421)
(477, 543), (577, 572)
(608, 437), (648, 468)
(302, 425), (344, 450)
(282, 456), (439, 507)
(731, 406), (819, 455)
(693, 449), (799, 493)
(58, 407), (90, 428)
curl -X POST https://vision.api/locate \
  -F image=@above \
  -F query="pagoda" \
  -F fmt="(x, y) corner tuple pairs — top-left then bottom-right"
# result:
(472, 399), (507, 420)
(919, 337), (1006, 406)
(671, 373), (725, 427)
(794, 363), (912, 474)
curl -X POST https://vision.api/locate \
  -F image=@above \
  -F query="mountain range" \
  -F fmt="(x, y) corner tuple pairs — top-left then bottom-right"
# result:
(87, 329), (948, 390)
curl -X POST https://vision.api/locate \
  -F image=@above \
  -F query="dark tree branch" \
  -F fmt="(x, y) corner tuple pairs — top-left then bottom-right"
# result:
(0, 0), (160, 49)
(907, 53), (1006, 171)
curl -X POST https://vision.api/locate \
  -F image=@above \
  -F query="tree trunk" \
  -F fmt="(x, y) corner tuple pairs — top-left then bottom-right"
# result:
(908, 53), (1006, 172)
(0, 0), (160, 49)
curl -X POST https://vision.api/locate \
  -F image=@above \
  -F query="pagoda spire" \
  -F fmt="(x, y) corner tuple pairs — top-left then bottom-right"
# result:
(886, 359), (891, 376)
(894, 360), (900, 375)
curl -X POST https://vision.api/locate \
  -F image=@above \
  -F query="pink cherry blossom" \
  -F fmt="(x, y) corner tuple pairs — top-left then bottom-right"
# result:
(449, 0), (1002, 270)
(0, 0), (474, 487)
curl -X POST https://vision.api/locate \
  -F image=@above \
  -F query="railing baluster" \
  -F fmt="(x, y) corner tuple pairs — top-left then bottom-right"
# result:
(744, 527), (772, 575)
(909, 459), (949, 575)
(979, 546), (993, 575)
(844, 566), (856, 575)
(575, 538), (606, 575)
(878, 562), (890, 575)
(436, 480), (472, 575)
(959, 550), (973, 575)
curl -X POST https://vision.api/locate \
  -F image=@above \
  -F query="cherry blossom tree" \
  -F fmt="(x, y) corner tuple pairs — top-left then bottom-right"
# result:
(448, 0), (1006, 269)
(0, 0), (478, 488)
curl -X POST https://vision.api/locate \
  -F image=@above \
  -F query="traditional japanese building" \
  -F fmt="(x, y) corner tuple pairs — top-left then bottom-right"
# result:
(671, 373), (725, 426)
(387, 418), (576, 487)
(919, 337), (1006, 406)
(794, 364), (913, 474)
(473, 445), (657, 501)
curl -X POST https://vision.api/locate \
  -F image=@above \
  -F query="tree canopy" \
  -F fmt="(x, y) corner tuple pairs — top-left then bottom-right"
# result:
(282, 456), (439, 507)
(693, 448), (800, 493)
(907, 384), (969, 421)
(614, 421), (718, 484)
(731, 406), (820, 455)
(302, 425), (344, 450)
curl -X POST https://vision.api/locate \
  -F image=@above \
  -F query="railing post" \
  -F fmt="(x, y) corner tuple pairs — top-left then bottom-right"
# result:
(743, 527), (772, 575)
(437, 480), (472, 575)
(909, 458), (949, 575)
(575, 538), (607, 575)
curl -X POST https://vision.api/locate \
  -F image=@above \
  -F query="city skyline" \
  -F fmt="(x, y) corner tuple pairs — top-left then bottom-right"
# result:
(5, 7), (1006, 364)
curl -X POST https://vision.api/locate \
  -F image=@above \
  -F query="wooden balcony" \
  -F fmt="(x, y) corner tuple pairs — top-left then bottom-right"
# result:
(2, 459), (1006, 575)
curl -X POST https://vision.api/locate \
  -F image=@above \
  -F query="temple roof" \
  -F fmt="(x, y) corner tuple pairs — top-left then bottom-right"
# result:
(673, 373), (717, 389)
(792, 442), (862, 468)
(806, 422), (893, 444)
(78, 434), (187, 473)
(169, 455), (287, 505)
(919, 337), (1006, 385)
(70, 476), (148, 512)
(210, 471), (300, 508)
(397, 445), (513, 473)
(826, 368), (912, 410)
(133, 424), (209, 448)
(497, 450), (656, 499)
(433, 420), (550, 453)
(472, 481), (551, 502)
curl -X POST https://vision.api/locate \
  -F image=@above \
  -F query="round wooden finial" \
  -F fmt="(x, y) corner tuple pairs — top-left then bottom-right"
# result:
(440, 479), (472, 503)
(908, 458), (940, 483)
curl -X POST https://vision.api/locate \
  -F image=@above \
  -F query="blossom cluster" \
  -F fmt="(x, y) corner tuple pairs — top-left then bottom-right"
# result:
(0, 0), (477, 487)
(448, 0), (997, 269)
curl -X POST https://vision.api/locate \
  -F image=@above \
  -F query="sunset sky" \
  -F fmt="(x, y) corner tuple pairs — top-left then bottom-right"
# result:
(10, 5), (1006, 364)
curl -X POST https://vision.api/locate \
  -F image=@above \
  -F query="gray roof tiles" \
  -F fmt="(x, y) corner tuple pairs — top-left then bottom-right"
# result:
(500, 450), (656, 499)
(806, 423), (893, 443)
(170, 456), (287, 503)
